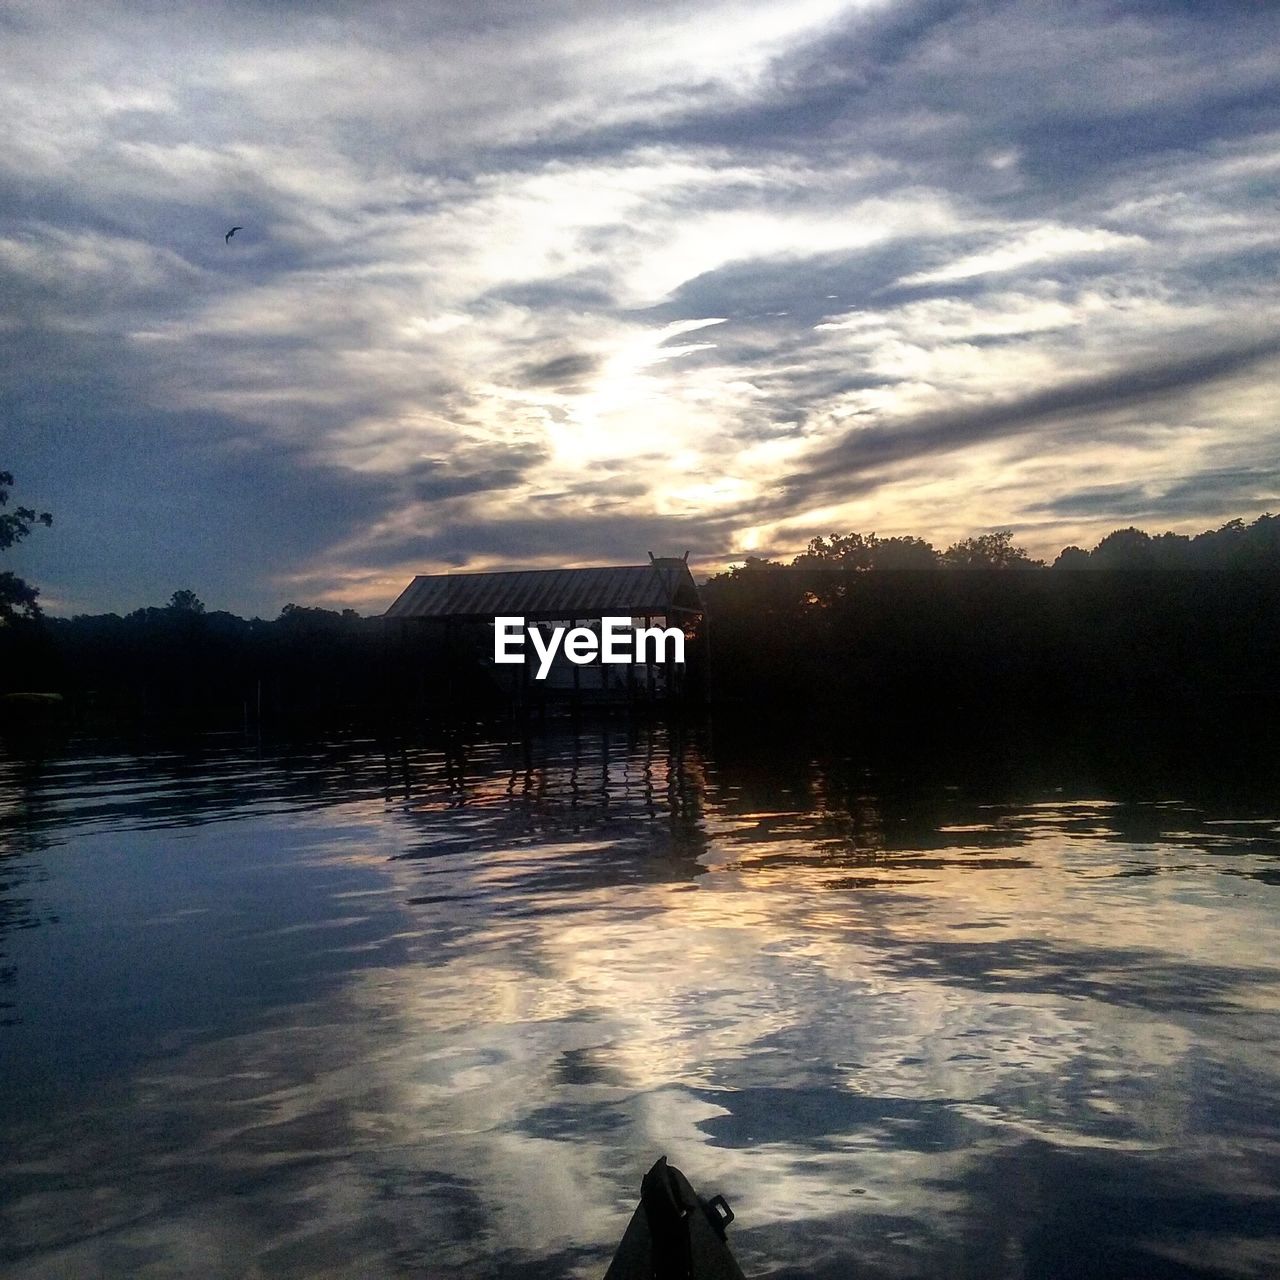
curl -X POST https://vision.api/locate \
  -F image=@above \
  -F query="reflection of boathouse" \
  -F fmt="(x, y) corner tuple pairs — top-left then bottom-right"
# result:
(384, 555), (705, 707)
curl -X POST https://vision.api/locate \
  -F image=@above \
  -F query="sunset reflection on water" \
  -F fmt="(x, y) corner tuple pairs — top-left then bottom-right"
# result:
(2, 721), (1279, 1278)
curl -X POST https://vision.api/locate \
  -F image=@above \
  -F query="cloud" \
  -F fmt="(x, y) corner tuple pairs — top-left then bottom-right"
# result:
(1033, 468), (1280, 524)
(896, 226), (1147, 288)
(519, 352), (600, 387)
(3, 0), (1279, 611)
(782, 337), (1280, 499)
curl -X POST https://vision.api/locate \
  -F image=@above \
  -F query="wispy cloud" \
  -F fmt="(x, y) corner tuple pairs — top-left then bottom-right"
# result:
(3, 0), (1278, 613)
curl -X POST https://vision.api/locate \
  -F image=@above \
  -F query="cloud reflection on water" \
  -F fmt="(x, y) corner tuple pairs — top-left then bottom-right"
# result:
(1, 723), (1279, 1277)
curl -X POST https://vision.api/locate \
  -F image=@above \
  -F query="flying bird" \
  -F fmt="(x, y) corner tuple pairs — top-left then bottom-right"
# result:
(224, 226), (243, 243)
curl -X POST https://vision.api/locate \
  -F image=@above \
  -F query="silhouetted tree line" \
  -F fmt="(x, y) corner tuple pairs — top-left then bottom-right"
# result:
(0, 591), (416, 731)
(701, 515), (1280, 718)
(3, 494), (1278, 730)
(716, 514), (1280, 576)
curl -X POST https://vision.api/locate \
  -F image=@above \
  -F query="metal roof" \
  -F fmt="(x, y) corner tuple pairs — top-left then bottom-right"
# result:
(384, 563), (703, 621)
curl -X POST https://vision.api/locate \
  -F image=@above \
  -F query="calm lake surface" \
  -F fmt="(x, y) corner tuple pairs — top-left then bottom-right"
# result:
(2, 719), (1279, 1279)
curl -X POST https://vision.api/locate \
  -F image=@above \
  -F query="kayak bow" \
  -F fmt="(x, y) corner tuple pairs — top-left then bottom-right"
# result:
(604, 1156), (747, 1280)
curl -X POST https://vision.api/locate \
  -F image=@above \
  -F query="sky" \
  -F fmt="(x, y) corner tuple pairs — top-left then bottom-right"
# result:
(3, 0), (1279, 618)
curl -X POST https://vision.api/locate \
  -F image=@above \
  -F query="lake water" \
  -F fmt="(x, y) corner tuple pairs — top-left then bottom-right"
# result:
(2, 719), (1280, 1278)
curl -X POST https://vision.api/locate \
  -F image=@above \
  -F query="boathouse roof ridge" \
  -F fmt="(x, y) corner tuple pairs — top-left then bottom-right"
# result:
(384, 561), (702, 622)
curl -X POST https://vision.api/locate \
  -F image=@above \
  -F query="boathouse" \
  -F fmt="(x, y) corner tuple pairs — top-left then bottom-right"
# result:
(384, 554), (705, 705)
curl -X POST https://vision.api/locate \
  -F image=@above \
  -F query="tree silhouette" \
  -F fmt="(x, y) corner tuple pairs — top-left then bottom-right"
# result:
(871, 535), (942, 569)
(1090, 527), (1154, 569)
(1052, 545), (1091, 570)
(941, 529), (1042, 569)
(0, 470), (53, 624)
(796, 533), (876, 571)
(1053, 515), (1280, 570)
(795, 532), (941, 570)
(167, 589), (206, 614)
